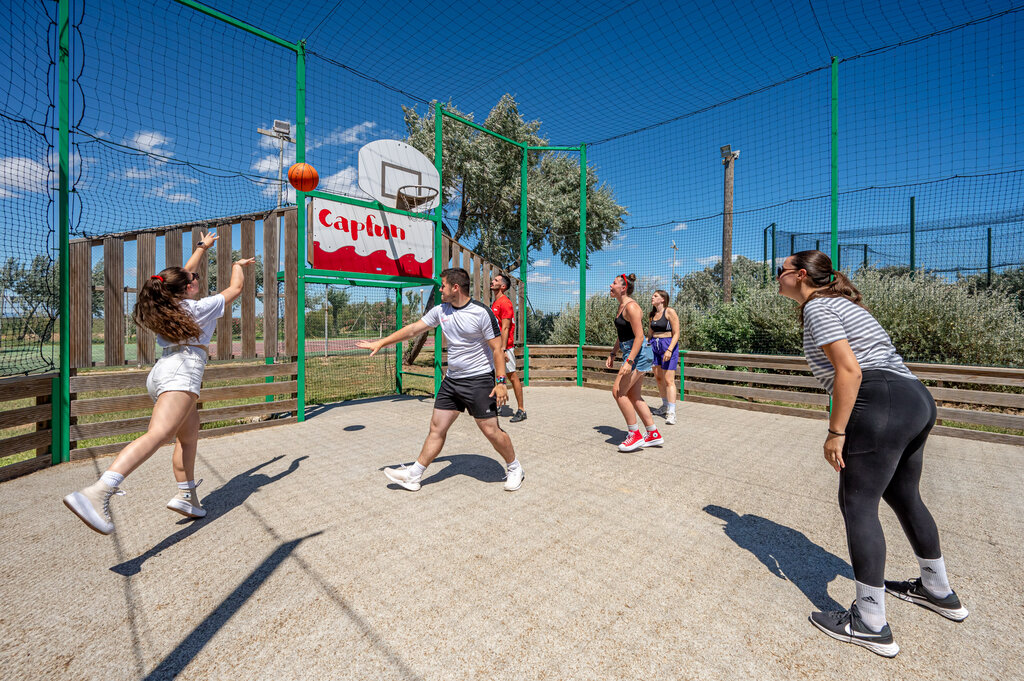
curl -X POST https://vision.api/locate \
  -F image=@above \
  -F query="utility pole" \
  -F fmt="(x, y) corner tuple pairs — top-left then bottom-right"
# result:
(257, 120), (296, 208)
(670, 240), (679, 298)
(720, 145), (740, 303)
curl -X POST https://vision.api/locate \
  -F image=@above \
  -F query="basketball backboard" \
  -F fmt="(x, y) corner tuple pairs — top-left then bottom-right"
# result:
(358, 139), (440, 211)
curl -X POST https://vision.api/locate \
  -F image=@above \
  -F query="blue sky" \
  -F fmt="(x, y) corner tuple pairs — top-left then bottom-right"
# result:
(0, 0), (1020, 314)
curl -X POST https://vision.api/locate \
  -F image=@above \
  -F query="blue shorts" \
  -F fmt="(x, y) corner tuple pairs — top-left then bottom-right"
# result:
(620, 337), (654, 373)
(649, 337), (680, 371)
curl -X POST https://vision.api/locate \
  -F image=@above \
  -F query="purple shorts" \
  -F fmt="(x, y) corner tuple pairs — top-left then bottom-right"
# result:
(649, 337), (679, 371)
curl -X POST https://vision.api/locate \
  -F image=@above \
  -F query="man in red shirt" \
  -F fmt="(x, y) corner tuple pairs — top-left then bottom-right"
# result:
(489, 273), (526, 422)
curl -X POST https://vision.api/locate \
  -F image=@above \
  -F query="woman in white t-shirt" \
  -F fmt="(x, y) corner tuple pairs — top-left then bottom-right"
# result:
(777, 249), (967, 658)
(64, 231), (255, 535)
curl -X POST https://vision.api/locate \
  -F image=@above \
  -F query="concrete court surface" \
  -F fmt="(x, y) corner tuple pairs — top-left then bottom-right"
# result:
(1, 386), (1021, 681)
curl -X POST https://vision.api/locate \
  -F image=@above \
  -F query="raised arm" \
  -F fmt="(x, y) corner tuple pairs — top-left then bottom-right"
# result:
(218, 257), (257, 307)
(184, 230), (217, 273)
(356, 320), (431, 357)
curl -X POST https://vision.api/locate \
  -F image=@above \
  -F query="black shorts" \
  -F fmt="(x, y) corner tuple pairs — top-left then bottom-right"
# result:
(435, 372), (497, 419)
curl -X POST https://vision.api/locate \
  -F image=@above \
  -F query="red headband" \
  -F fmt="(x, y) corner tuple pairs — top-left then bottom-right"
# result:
(620, 273), (628, 287)
(151, 275), (163, 282)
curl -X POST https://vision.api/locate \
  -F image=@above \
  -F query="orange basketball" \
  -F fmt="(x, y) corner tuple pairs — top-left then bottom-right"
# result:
(287, 162), (319, 192)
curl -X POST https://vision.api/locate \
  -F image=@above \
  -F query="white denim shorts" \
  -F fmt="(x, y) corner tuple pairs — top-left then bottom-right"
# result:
(504, 349), (517, 373)
(146, 346), (207, 401)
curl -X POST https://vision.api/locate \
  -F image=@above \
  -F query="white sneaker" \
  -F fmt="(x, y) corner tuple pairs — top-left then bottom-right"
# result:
(504, 465), (524, 491)
(384, 465), (422, 491)
(167, 479), (206, 518)
(665, 411), (676, 425)
(63, 480), (125, 535)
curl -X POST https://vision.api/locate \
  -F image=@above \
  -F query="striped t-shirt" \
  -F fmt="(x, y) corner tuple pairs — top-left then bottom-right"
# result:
(802, 296), (915, 394)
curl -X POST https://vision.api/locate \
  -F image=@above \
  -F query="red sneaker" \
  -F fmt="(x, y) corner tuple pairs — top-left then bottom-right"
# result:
(642, 430), (664, 447)
(618, 430), (645, 452)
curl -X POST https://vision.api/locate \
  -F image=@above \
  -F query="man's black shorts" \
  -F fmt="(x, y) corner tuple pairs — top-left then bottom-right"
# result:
(435, 372), (497, 419)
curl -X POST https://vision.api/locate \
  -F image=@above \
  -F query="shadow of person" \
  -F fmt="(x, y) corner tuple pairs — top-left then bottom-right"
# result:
(110, 455), (308, 576)
(381, 453), (507, 489)
(703, 504), (852, 611)
(593, 424), (627, 444)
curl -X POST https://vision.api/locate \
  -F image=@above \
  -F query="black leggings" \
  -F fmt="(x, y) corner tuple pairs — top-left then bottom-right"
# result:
(838, 370), (942, 587)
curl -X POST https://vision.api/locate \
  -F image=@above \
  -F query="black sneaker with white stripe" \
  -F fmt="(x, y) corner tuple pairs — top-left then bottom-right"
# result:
(885, 578), (969, 621)
(809, 602), (899, 658)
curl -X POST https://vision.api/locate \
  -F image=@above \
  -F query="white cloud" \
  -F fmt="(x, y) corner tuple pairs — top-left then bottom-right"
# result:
(151, 181), (197, 204)
(534, 258), (551, 267)
(638, 275), (664, 288)
(605, 232), (628, 251)
(309, 121), (377, 150)
(611, 259), (625, 267)
(664, 257), (683, 267)
(696, 254), (741, 266)
(252, 147), (297, 175)
(527, 272), (553, 284)
(131, 131), (172, 156)
(672, 222), (687, 231)
(319, 166), (369, 198)
(0, 157), (49, 197)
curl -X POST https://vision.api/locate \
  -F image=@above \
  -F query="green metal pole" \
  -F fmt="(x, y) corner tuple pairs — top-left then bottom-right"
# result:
(520, 146), (529, 385)
(678, 350), (686, 402)
(987, 226), (992, 286)
(295, 41), (307, 422)
(909, 195), (916, 272)
(578, 144), (587, 387)
(395, 288), (403, 394)
(265, 356), (274, 403)
(863, 244), (868, 269)
(433, 102), (443, 394)
(763, 227), (768, 283)
(172, 0), (299, 50)
(56, 0), (70, 463)
(830, 56), (839, 267)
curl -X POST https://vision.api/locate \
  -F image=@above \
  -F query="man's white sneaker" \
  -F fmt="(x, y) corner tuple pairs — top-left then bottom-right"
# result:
(665, 411), (676, 425)
(384, 465), (422, 491)
(167, 479), (206, 518)
(63, 480), (125, 535)
(504, 465), (524, 491)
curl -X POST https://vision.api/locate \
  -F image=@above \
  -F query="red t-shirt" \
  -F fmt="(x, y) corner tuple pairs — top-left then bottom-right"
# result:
(491, 294), (516, 350)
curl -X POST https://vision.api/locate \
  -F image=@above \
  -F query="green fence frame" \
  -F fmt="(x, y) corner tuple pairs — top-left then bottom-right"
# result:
(439, 110), (588, 387)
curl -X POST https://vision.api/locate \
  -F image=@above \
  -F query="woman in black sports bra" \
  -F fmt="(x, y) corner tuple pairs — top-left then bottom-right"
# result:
(604, 273), (662, 452)
(648, 289), (681, 424)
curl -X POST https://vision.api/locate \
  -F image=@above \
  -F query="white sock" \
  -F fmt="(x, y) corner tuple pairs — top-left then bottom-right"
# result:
(917, 555), (952, 597)
(666, 402), (676, 414)
(409, 462), (426, 478)
(507, 458), (521, 472)
(627, 423), (639, 432)
(177, 480), (196, 490)
(100, 471), (124, 488)
(855, 581), (887, 631)
(645, 423), (659, 434)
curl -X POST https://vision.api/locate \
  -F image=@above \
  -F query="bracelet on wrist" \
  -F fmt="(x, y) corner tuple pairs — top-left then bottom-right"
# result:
(495, 376), (506, 385)
(828, 428), (845, 436)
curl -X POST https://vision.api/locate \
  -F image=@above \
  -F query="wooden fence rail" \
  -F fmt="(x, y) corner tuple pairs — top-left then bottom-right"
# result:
(0, 373), (55, 482)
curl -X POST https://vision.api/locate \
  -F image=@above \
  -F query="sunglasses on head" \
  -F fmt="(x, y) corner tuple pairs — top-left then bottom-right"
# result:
(189, 271), (200, 282)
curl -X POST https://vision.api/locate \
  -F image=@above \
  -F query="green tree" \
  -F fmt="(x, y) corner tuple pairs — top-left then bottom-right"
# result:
(13, 255), (58, 342)
(0, 257), (25, 347)
(91, 259), (104, 317)
(403, 96), (628, 271)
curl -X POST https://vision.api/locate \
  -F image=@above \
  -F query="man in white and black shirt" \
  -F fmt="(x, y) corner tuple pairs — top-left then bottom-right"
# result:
(357, 268), (524, 492)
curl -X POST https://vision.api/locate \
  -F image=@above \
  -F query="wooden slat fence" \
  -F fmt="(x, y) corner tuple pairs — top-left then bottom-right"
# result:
(0, 373), (55, 482)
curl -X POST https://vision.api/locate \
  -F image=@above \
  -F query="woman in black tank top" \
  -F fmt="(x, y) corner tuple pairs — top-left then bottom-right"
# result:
(604, 274), (661, 452)
(648, 290), (680, 424)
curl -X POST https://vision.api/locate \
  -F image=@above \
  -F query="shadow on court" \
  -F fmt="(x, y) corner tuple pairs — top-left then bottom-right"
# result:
(304, 394), (431, 421)
(593, 424), (627, 444)
(704, 504), (852, 611)
(143, 532), (323, 681)
(382, 453), (507, 488)
(109, 455), (307, 576)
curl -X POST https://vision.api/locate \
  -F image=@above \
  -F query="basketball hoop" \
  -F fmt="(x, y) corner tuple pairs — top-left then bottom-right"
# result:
(395, 184), (439, 212)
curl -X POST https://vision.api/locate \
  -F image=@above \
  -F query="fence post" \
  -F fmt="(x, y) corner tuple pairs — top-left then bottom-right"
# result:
(987, 226), (992, 285)
(295, 41), (308, 421)
(520, 144), (529, 385)
(678, 350), (687, 402)
(56, 0), (70, 463)
(578, 143), (587, 387)
(909, 195), (916, 273)
(830, 56), (839, 267)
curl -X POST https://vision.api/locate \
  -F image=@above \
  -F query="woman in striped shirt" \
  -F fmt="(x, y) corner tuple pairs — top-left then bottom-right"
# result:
(777, 250), (967, 658)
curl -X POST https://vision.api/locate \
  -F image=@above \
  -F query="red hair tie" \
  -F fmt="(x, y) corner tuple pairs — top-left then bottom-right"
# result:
(151, 275), (163, 282)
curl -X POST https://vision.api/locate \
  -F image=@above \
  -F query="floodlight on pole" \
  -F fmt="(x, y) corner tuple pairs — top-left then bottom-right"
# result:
(257, 120), (296, 209)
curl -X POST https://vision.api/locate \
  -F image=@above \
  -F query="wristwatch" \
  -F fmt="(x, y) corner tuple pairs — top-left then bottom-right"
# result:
(626, 358), (636, 367)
